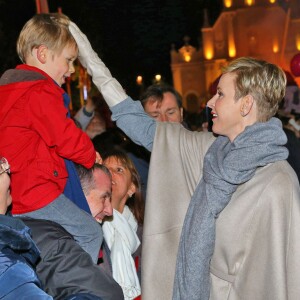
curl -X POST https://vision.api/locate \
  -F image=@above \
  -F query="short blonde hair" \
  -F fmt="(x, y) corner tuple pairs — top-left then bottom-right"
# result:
(17, 13), (77, 63)
(223, 57), (287, 122)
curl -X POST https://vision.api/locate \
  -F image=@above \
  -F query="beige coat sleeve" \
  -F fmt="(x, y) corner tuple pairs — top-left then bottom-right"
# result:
(142, 123), (215, 300)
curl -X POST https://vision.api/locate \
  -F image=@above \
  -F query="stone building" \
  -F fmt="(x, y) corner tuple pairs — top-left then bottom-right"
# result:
(171, 0), (300, 112)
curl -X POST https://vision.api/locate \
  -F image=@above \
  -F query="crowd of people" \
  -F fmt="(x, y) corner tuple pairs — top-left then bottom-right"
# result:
(0, 11), (300, 300)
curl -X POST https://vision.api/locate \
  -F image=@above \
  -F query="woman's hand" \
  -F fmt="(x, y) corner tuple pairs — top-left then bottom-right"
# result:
(69, 21), (127, 107)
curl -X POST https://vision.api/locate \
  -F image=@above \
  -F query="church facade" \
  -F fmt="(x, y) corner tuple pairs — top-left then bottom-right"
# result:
(171, 0), (300, 112)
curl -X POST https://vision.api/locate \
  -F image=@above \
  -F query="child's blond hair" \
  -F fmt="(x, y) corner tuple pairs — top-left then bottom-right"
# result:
(17, 13), (77, 63)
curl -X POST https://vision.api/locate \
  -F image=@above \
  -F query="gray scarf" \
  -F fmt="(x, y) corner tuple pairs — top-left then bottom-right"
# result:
(173, 118), (289, 300)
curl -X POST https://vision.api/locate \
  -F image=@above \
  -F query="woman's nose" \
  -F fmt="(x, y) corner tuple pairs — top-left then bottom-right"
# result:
(207, 94), (217, 109)
(110, 172), (116, 184)
(69, 62), (75, 74)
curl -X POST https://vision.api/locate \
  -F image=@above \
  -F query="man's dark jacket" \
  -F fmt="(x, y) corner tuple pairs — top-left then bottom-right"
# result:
(22, 218), (124, 300)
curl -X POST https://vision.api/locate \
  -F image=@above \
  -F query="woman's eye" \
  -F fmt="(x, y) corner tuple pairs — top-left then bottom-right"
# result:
(217, 91), (223, 97)
(116, 167), (123, 173)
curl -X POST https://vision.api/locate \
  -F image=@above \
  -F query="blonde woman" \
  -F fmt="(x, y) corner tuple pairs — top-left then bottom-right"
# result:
(70, 21), (300, 300)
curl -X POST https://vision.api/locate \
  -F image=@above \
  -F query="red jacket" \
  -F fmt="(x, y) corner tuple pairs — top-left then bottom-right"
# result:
(0, 65), (95, 214)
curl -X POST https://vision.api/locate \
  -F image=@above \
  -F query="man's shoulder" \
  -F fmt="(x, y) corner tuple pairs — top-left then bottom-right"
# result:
(21, 218), (73, 247)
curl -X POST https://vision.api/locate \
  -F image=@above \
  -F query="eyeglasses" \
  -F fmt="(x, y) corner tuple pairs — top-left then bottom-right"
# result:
(0, 157), (10, 175)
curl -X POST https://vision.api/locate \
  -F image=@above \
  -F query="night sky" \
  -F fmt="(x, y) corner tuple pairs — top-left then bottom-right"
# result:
(0, 0), (223, 98)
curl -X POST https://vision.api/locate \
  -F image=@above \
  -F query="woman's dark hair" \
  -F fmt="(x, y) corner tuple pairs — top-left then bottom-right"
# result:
(103, 149), (144, 225)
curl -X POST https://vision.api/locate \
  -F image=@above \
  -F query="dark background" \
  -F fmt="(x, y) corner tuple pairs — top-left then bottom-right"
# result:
(0, 0), (222, 98)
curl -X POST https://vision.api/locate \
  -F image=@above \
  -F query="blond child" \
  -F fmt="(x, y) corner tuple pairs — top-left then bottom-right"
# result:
(0, 14), (101, 263)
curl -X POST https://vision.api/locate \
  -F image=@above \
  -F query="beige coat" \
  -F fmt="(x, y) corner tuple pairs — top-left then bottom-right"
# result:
(142, 122), (300, 300)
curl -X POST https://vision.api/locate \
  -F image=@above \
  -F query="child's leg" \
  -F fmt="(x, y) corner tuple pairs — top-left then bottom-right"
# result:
(16, 194), (102, 263)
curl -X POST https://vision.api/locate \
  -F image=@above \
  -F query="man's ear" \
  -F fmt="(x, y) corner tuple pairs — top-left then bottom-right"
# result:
(36, 45), (48, 64)
(240, 94), (254, 117)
